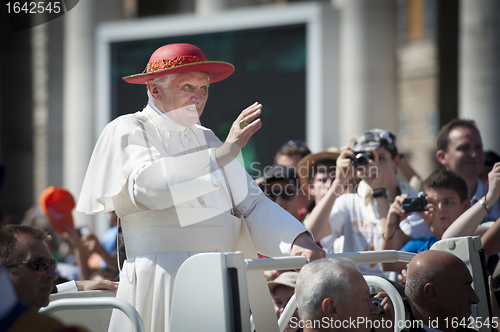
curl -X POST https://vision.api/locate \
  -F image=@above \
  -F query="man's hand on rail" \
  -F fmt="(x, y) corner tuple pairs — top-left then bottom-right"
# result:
(290, 232), (326, 263)
(75, 280), (119, 292)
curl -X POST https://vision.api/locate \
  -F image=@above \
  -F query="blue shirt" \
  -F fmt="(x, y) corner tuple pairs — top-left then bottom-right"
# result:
(100, 226), (117, 269)
(101, 226), (117, 255)
(401, 236), (438, 253)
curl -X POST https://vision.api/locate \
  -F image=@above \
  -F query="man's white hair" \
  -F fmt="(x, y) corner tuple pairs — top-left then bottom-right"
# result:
(296, 257), (357, 321)
(146, 73), (180, 101)
(153, 73), (180, 88)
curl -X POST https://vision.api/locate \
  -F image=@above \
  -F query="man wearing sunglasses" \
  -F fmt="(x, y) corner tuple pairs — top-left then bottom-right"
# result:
(0, 225), (90, 331)
(1, 225), (58, 310)
(0, 225), (118, 311)
(261, 165), (301, 221)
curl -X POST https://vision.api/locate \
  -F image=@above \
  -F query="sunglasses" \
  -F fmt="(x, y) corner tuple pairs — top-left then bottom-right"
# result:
(5, 257), (57, 272)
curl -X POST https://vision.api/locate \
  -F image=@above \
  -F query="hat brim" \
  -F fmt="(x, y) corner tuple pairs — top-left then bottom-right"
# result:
(268, 280), (296, 294)
(123, 61), (235, 84)
(296, 151), (340, 192)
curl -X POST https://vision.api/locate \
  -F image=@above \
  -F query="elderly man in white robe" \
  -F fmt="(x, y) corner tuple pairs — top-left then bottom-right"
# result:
(77, 43), (324, 332)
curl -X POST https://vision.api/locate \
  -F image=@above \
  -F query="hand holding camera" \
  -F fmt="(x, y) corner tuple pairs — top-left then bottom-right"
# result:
(402, 192), (437, 227)
(383, 195), (412, 242)
(351, 148), (385, 189)
(401, 192), (444, 237)
(334, 148), (355, 185)
(402, 192), (428, 212)
(371, 292), (394, 318)
(387, 195), (412, 221)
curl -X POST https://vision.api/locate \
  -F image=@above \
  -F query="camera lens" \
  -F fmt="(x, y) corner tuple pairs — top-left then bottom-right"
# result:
(355, 153), (369, 167)
(410, 199), (424, 210)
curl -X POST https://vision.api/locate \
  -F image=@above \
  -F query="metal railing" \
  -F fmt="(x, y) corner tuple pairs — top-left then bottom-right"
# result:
(40, 297), (145, 332)
(245, 250), (415, 271)
(44, 238), (486, 332)
(246, 250), (415, 332)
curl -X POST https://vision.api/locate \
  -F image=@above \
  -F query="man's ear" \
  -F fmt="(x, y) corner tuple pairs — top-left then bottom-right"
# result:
(436, 150), (447, 167)
(423, 282), (439, 303)
(146, 81), (160, 99)
(321, 297), (338, 317)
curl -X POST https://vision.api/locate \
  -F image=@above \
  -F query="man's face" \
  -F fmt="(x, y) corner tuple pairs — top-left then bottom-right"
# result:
(264, 179), (299, 219)
(425, 188), (469, 231)
(335, 271), (379, 332)
(439, 127), (484, 179)
(362, 147), (399, 188)
(310, 171), (335, 202)
(435, 261), (479, 323)
(272, 285), (299, 332)
(153, 72), (209, 126)
(8, 234), (57, 309)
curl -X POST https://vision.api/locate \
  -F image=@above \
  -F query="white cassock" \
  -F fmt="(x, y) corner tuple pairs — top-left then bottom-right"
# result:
(77, 103), (309, 332)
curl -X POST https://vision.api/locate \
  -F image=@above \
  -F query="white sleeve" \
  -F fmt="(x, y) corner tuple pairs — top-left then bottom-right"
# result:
(56, 280), (78, 293)
(221, 158), (310, 256)
(131, 148), (221, 210)
(399, 213), (435, 239)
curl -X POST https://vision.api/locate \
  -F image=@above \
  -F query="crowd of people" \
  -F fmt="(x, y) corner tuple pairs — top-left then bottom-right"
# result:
(261, 118), (500, 331)
(1, 42), (500, 332)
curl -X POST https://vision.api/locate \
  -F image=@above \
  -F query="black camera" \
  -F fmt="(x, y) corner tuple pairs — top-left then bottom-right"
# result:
(370, 296), (383, 308)
(350, 151), (374, 168)
(370, 295), (385, 314)
(402, 192), (428, 212)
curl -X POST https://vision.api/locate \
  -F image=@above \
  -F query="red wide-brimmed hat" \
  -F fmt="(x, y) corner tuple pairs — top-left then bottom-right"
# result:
(123, 43), (235, 84)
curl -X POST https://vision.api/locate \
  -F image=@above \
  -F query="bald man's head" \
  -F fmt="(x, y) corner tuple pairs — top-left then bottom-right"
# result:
(405, 251), (461, 304)
(405, 250), (479, 326)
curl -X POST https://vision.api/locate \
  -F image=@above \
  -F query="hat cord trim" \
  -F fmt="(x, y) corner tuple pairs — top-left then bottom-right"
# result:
(146, 55), (208, 73)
